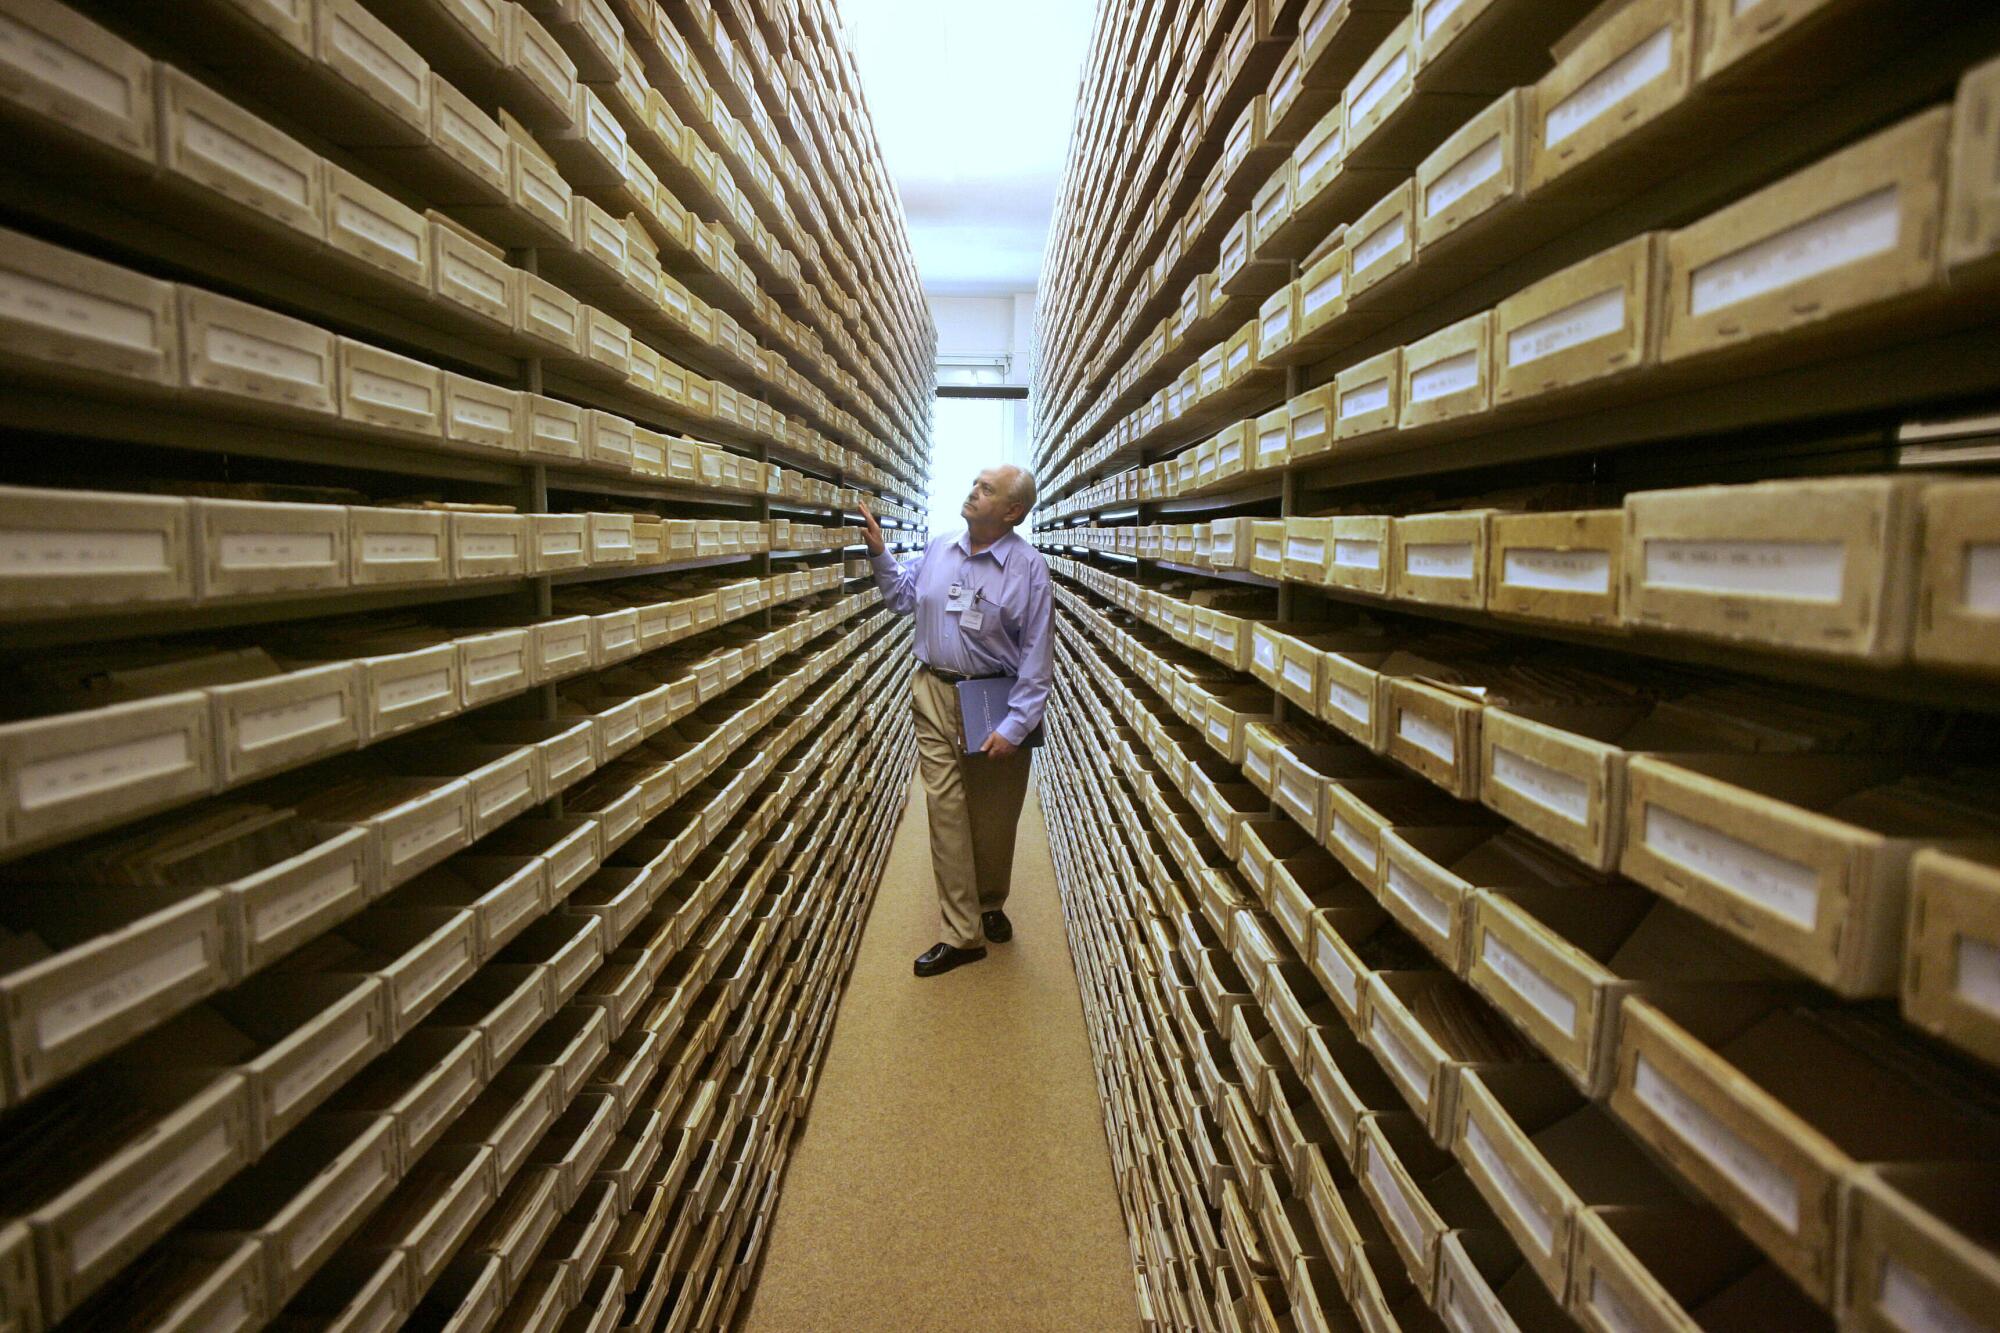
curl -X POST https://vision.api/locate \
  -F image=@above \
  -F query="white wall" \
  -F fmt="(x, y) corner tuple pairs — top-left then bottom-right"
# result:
(925, 290), (1042, 517)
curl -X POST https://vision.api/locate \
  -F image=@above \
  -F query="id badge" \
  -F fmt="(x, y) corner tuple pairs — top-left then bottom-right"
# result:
(946, 582), (968, 613)
(960, 607), (986, 631)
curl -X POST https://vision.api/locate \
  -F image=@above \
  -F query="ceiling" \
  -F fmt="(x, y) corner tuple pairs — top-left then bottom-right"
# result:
(835, 0), (1096, 297)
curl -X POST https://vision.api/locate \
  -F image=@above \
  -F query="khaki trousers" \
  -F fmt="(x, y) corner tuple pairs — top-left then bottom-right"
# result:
(911, 667), (1033, 949)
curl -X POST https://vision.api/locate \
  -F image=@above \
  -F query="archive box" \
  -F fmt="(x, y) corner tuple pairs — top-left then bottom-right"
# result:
(1433, 1229), (1571, 1333)
(0, 0), (156, 166)
(0, 228), (180, 390)
(1901, 845), (2000, 1069)
(429, 217), (517, 330)
(1414, 89), (1529, 253)
(1398, 312), (1493, 430)
(1392, 510), (1492, 609)
(441, 376), (524, 457)
(1527, 0), (1698, 193)
(158, 66), (325, 241)
(1658, 110), (1951, 363)
(323, 166), (429, 291)
(195, 498), (348, 598)
(1491, 234), (1667, 405)
(211, 660), (364, 786)
(314, 0), (430, 143)
(1346, 181), (1416, 300)
(1610, 989), (2000, 1302)
(1945, 54), (2000, 279)
(1356, 1109), (1504, 1290)
(1288, 385), (1337, 463)
(179, 288), (338, 418)
(0, 485), (193, 615)
(1569, 1201), (1832, 1333)
(1320, 516), (1392, 597)
(1622, 476), (1925, 661)
(1842, 1163), (2000, 1333)
(1294, 244), (1349, 352)
(1912, 478), (2000, 674)
(1335, 349), (1403, 442)
(349, 507), (447, 586)
(1485, 509), (1624, 626)
(0, 689), (215, 855)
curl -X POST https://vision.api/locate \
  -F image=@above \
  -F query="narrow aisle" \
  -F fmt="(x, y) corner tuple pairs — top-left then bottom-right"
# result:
(740, 771), (1137, 1331)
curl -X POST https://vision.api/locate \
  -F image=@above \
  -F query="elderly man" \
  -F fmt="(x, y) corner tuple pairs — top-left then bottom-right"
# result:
(860, 465), (1053, 977)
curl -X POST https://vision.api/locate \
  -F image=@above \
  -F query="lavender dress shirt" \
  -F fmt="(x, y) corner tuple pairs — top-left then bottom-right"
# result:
(870, 528), (1054, 746)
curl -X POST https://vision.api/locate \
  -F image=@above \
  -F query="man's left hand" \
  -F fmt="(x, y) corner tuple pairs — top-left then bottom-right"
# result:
(980, 732), (1019, 759)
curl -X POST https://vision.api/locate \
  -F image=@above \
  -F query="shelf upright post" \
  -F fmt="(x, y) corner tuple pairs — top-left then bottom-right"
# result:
(1272, 258), (1304, 735)
(515, 246), (561, 816)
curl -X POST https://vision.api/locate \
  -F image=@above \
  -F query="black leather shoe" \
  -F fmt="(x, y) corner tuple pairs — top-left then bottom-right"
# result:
(982, 910), (1013, 943)
(914, 942), (987, 977)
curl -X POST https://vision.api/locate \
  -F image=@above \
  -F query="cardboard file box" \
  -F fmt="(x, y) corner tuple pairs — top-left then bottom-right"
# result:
(1392, 510), (1492, 609)
(1527, 0), (1698, 193)
(1399, 312), (1492, 429)
(1495, 233), (1668, 406)
(323, 166), (429, 290)
(440, 376), (524, 457)
(193, 498), (348, 599)
(0, 486), (193, 615)
(350, 1143), (492, 1292)
(1363, 969), (1540, 1144)
(1659, 109), (1951, 363)
(524, 394), (584, 463)
(1485, 510), (1624, 627)
(429, 217), (516, 329)
(1346, 182), (1416, 300)
(179, 288), (338, 418)
(330, 1028), (482, 1175)
(299, 775), (470, 891)
(1294, 245), (1350, 354)
(1335, 349), (1401, 443)
(209, 661), (362, 786)
(0, 0), (156, 166)
(62, 1235), (267, 1333)
(313, 0), (429, 143)
(0, 228), (180, 389)
(446, 511), (527, 585)
(189, 1112), (399, 1305)
(1903, 845), (2000, 1068)
(1416, 89), (1529, 253)
(0, 689), (214, 855)
(1356, 1111), (1504, 1293)
(1842, 1163), (2000, 1333)
(1570, 1201), (1832, 1333)
(338, 341), (441, 438)
(14, 1071), (252, 1319)
(496, 914), (602, 1012)
(426, 965), (548, 1081)
(423, 72), (509, 199)
(1611, 990), (2000, 1302)
(1432, 1227), (1572, 1333)
(400, 854), (544, 960)
(528, 515), (589, 575)
(1945, 55), (2000, 279)
(158, 66), (325, 241)
(1623, 477), (1925, 661)
(515, 271), (583, 357)
(348, 507), (447, 586)
(1914, 478), (2000, 674)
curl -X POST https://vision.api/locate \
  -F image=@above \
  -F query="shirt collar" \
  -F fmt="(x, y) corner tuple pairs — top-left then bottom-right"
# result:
(953, 528), (1016, 567)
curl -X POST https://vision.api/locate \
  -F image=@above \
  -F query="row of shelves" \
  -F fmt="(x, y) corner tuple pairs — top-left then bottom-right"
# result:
(1045, 599), (2000, 1333)
(0, 607), (911, 1330)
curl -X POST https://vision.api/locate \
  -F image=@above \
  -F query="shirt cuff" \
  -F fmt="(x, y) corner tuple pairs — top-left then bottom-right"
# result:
(994, 717), (1027, 746)
(868, 551), (897, 573)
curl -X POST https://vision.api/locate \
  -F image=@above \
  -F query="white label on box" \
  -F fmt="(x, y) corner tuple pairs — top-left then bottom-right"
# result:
(1954, 934), (2000, 1019)
(271, 1008), (374, 1119)
(480, 770), (533, 820)
(540, 532), (583, 557)
(1463, 1114), (1556, 1254)
(1328, 538), (1382, 572)
(0, 526), (168, 575)
(1316, 931), (1359, 1011)
(1632, 1053), (1800, 1232)
(332, 196), (421, 264)
(37, 933), (207, 1047)
(418, 1164), (487, 1276)
(1962, 544), (2000, 614)
(378, 667), (450, 713)
(0, 267), (159, 350)
(182, 111), (311, 207)
(1366, 1134), (1428, 1256)
(1282, 660), (1315, 695)
(399, 937), (468, 1016)
(1287, 537), (1326, 566)
(466, 647), (523, 686)
(450, 396), (513, 437)
(1481, 931), (1580, 1036)
(205, 324), (325, 387)
(1257, 427), (1287, 459)
(1332, 813), (1377, 874)
(1384, 861), (1452, 936)
(1254, 635), (1280, 673)
(1341, 378), (1391, 420)
(407, 1055), (476, 1153)
(237, 688), (345, 751)
(361, 530), (440, 564)
(1691, 186), (1902, 317)
(287, 1149), (387, 1270)
(1399, 710), (1457, 764)
(0, 14), (131, 116)
(441, 252), (505, 306)
(1643, 538), (1845, 601)
(438, 101), (504, 175)
(1491, 746), (1591, 825)
(351, 369), (433, 417)
(1503, 546), (1612, 593)
(253, 859), (359, 941)
(1411, 350), (1480, 402)
(1644, 803), (1820, 926)
(1327, 679), (1371, 726)
(1207, 715), (1231, 748)
(1509, 285), (1628, 366)
(217, 529), (335, 570)
(1544, 26), (1674, 148)
(1589, 1273), (1647, 1333)
(1255, 539), (1282, 564)
(1407, 541), (1475, 580)
(390, 807), (463, 865)
(1352, 218), (1406, 275)
(1422, 0), (1472, 41)
(1302, 268), (1345, 316)
(1372, 1010), (1430, 1114)
(1428, 136), (1506, 219)
(331, 11), (421, 102)
(1878, 1256), (1985, 1333)
(71, 1122), (232, 1270)
(1351, 49), (1410, 124)
(18, 727), (191, 809)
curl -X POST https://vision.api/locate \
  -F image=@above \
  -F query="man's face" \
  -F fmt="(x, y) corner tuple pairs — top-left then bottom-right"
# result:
(962, 468), (1020, 528)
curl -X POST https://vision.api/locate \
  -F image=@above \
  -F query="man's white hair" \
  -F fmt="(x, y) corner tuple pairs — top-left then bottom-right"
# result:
(998, 465), (1038, 512)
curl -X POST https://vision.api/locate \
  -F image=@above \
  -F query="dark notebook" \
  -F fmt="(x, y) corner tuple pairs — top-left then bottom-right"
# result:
(955, 676), (1044, 753)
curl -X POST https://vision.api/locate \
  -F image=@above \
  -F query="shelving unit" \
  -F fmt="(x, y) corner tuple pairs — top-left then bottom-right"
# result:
(1034, 1), (2000, 1331)
(0, 0), (931, 1327)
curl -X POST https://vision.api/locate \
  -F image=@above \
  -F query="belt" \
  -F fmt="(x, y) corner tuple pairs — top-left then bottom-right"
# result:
(920, 663), (1004, 685)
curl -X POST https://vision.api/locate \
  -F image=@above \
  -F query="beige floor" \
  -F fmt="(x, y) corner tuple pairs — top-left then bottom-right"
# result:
(739, 769), (1138, 1332)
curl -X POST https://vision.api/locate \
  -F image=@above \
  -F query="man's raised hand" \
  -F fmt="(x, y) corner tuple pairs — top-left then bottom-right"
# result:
(857, 496), (886, 556)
